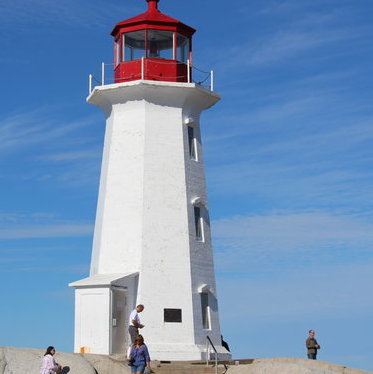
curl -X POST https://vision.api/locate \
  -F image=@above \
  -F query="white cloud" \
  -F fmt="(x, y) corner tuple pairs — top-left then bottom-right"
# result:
(212, 210), (373, 273)
(0, 212), (58, 223)
(42, 150), (100, 162)
(0, 223), (93, 239)
(213, 1), (372, 72)
(18, 264), (89, 273)
(202, 73), (373, 208)
(0, 0), (138, 30)
(214, 210), (373, 320)
(0, 256), (32, 264)
(218, 261), (373, 318)
(0, 245), (87, 253)
(0, 212), (93, 239)
(214, 211), (373, 245)
(0, 108), (97, 154)
(0, 108), (102, 187)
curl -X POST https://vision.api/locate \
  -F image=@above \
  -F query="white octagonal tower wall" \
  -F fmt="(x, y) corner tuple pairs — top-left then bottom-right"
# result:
(70, 80), (230, 360)
(90, 100), (147, 276)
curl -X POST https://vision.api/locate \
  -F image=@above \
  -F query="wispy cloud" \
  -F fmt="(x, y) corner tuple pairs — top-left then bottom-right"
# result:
(213, 210), (373, 258)
(17, 264), (89, 273)
(0, 245), (88, 253)
(202, 61), (373, 211)
(0, 108), (97, 154)
(0, 107), (102, 187)
(211, 1), (373, 72)
(42, 150), (100, 162)
(204, 118), (373, 211)
(241, 28), (360, 67)
(0, 212), (58, 223)
(257, 0), (352, 20)
(0, 212), (93, 239)
(256, 0), (322, 16)
(0, 223), (93, 239)
(0, 256), (33, 264)
(0, 0), (138, 30)
(218, 261), (373, 318)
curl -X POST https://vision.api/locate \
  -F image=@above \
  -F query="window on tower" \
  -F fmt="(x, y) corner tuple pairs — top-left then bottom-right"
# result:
(123, 31), (146, 61)
(147, 30), (174, 59)
(194, 206), (204, 241)
(200, 293), (211, 330)
(187, 125), (197, 161)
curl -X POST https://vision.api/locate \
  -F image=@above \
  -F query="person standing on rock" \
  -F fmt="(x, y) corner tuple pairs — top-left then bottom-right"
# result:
(129, 304), (145, 344)
(306, 329), (320, 359)
(40, 346), (62, 374)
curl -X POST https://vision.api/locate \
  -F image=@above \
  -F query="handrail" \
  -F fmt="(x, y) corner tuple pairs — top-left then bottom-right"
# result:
(88, 60), (214, 94)
(206, 336), (218, 374)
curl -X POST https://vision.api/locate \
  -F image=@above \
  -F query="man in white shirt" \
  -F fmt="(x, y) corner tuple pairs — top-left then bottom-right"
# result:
(128, 304), (145, 344)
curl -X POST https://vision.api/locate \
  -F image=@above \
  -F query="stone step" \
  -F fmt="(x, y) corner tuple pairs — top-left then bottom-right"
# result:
(151, 359), (254, 367)
(107, 357), (256, 374)
(150, 361), (227, 374)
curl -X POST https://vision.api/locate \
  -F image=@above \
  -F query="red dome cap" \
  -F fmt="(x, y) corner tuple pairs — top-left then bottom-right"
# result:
(146, 0), (160, 10)
(111, 0), (195, 38)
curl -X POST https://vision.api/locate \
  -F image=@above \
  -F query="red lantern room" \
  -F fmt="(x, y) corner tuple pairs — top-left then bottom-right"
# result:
(111, 0), (196, 83)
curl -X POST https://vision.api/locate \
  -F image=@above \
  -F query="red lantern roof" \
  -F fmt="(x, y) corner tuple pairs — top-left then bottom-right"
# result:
(111, 0), (196, 38)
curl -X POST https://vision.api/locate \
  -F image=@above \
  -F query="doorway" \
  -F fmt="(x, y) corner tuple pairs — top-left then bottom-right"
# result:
(111, 286), (127, 354)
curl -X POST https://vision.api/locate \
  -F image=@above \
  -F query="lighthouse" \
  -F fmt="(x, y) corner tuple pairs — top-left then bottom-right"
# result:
(70, 0), (230, 360)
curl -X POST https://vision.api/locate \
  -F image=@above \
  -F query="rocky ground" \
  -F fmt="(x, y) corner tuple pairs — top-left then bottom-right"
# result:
(1, 346), (371, 374)
(0, 346), (128, 374)
(229, 358), (372, 374)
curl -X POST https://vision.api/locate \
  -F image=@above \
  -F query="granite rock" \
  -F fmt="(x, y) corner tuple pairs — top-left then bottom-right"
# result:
(0, 346), (129, 374)
(228, 358), (372, 374)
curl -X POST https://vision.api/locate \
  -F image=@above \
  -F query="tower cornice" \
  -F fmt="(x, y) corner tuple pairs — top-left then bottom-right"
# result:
(87, 80), (220, 116)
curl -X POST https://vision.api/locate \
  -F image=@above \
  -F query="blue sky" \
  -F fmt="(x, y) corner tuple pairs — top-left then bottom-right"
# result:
(1, 0), (373, 371)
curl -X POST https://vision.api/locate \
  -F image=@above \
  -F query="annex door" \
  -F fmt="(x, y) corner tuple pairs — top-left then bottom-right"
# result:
(111, 286), (127, 354)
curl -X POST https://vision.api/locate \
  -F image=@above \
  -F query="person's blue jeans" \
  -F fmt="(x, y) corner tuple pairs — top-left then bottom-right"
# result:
(131, 364), (146, 373)
(307, 354), (317, 360)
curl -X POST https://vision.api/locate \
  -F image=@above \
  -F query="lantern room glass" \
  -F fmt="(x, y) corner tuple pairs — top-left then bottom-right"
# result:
(121, 30), (191, 63)
(147, 30), (174, 59)
(177, 34), (190, 63)
(123, 30), (146, 61)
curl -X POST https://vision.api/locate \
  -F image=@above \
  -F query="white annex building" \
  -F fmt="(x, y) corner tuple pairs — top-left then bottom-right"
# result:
(70, 0), (231, 361)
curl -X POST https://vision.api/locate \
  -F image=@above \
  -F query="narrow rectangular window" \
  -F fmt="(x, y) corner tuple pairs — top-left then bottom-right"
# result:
(188, 126), (197, 160)
(194, 206), (203, 241)
(201, 293), (211, 330)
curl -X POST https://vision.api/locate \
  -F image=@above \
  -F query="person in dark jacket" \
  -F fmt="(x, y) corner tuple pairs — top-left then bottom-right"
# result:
(306, 329), (320, 359)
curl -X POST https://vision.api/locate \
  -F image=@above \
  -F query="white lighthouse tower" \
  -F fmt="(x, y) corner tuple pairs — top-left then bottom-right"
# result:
(70, 0), (230, 361)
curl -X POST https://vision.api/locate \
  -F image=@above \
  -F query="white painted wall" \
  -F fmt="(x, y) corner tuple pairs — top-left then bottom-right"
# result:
(70, 273), (138, 355)
(75, 80), (230, 360)
(90, 100), (146, 276)
(74, 287), (111, 354)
